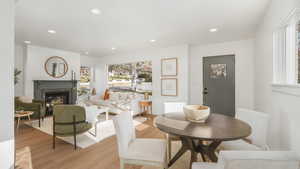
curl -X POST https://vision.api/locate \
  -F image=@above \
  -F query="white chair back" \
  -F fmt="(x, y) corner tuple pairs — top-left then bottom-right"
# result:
(219, 151), (299, 169)
(84, 105), (99, 124)
(236, 108), (269, 149)
(112, 111), (136, 158)
(164, 102), (187, 114)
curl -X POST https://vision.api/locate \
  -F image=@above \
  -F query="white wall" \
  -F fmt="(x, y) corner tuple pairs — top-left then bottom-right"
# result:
(189, 39), (255, 110)
(96, 45), (189, 114)
(15, 44), (25, 96)
(24, 45), (81, 97)
(0, 0), (14, 168)
(254, 0), (300, 151)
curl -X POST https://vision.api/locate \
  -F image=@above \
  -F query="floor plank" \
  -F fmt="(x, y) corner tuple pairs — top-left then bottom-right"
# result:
(16, 116), (164, 169)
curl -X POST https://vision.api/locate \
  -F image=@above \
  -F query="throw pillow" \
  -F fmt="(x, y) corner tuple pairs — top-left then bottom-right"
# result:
(19, 96), (33, 103)
(103, 89), (110, 100)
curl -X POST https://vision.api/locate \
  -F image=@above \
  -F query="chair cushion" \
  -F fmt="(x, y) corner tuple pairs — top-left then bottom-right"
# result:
(192, 162), (220, 169)
(124, 138), (166, 163)
(18, 96), (33, 103)
(55, 122), (92, 136)
(221, 140), (262, 151)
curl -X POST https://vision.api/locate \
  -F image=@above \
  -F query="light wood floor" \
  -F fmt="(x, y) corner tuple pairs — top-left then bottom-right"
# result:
(15, 116), (165, 169)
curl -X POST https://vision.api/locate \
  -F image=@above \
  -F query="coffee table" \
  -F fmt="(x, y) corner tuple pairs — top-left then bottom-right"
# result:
(15, 111), (34, 129)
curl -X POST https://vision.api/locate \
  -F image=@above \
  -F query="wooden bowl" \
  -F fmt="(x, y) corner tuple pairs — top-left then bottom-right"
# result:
(183, 105), (210, 123)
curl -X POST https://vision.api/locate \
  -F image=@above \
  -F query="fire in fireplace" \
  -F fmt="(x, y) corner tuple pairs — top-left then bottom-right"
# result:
(45, 91), (70, 115)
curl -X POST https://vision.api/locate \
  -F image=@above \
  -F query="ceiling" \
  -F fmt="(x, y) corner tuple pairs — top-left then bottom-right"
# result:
(15, 0), (270, 57)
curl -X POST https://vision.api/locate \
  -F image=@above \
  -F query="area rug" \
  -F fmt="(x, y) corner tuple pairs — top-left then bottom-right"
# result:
(25, 115), (146, 149)
(15, 146), (33, 169)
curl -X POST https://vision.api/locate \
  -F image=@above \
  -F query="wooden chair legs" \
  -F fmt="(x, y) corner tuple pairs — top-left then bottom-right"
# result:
(52, 115), (78, 150)
(73, 115), (77, 150)
(53, 115), (56, 149)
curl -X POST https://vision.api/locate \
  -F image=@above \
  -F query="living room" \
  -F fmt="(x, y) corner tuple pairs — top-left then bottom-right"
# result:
(1, 0), (300, 169)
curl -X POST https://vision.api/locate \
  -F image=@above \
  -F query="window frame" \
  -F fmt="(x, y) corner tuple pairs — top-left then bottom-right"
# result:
(273, 8), (300, 85)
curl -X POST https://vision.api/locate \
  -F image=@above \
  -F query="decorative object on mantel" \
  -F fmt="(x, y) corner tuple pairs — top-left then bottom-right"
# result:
(14, 68), (22, 85)
(161, 57), (178, 76)
(183, 105), (210, 123)
(161, 78), (177, 96)
(71, 70), (76, 80)
(44, 56), (68, 78)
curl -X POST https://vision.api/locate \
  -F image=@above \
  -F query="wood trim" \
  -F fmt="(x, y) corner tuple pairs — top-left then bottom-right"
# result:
(44, 56), (69, 78)
(161, 57), (178, 76)
(161, 78), (178, 96)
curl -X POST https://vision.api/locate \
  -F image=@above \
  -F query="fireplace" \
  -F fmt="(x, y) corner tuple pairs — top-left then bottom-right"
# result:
(45, 91), (70, 114)
(33, 80), (78, 114)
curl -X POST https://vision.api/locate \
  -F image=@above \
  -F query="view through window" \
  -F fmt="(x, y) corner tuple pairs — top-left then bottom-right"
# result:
(108, 61), (152, 92)
(79, 66), (91, 96)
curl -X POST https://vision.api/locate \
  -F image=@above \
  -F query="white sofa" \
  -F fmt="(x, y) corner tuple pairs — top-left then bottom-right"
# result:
(89, 91), (145, 116)
(192, 151), (300, 169)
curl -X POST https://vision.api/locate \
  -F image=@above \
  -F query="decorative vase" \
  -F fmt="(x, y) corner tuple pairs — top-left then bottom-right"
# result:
(183, 105), (210, 123)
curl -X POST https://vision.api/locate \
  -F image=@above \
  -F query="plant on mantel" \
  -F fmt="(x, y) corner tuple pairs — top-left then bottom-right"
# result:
(14, 68), (22, 85)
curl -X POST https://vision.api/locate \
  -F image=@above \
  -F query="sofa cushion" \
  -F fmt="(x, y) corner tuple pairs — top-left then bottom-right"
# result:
(110, 92), (120, 101)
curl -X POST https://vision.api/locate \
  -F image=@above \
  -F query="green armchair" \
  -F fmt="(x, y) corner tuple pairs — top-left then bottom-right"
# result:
(53, 105), (92, 150)
(15, 97), (45, 127)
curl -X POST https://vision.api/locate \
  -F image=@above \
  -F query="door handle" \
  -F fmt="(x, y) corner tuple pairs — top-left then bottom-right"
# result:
(203, 88), (208, 95)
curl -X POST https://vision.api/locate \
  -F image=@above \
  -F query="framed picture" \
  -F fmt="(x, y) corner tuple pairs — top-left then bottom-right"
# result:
(161, 78), (178, 96)
(161, 58), (177, 76)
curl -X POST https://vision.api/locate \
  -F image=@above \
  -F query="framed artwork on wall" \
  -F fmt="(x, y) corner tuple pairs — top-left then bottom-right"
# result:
(161, 58), (177, 76)
(161, 78), (178, 96)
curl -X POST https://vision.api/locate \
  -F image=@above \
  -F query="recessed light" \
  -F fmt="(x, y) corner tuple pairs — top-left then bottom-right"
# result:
(90, 8), (101, 15)
(24, 40), (31, 44)
(85, 51), (89, 55)
(111, 47), (116, 50)
(48, 30), (56, 34)
(209, 28), (218, 32)
(150, 39), (156, 42)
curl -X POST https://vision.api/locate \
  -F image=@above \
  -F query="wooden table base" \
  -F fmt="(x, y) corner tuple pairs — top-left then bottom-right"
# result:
(168, 136), (221, 169)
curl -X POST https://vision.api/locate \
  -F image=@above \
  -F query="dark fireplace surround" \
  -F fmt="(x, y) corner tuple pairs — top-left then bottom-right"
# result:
(33, 80), (78, 105)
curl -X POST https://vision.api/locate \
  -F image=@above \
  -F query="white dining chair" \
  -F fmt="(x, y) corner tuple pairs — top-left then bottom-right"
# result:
(164, 102), (187, 160)
(221, 108), (270, 151)
(113, 111), (167, 169)
(192, 151), (300, 169)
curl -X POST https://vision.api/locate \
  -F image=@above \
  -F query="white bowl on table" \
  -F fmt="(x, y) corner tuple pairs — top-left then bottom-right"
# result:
(183, 105), (210, 123)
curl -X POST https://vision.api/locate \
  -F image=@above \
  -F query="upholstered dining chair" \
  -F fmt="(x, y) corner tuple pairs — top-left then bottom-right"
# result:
(192, 151), (299, 169)
(53, 105), (92, 150)
(164, 102), (187, 160)
(221, 108), (270, 151)
(113, 111), (167, 169)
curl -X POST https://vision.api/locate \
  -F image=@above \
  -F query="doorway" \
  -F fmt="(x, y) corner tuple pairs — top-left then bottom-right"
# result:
(203, 55), (235, 117)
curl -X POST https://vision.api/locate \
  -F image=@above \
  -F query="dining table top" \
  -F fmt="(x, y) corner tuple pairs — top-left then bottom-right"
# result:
(155, 112), (251, 141)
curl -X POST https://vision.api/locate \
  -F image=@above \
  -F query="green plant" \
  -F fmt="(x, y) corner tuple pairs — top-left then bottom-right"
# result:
(14, 68), (22, 85)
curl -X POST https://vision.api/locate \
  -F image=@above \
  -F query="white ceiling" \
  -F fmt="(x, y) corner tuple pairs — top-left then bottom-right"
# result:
(15, 0), (270, 57)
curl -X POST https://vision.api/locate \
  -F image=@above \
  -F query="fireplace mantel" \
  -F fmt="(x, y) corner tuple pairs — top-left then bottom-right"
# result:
(33, 80), (78, 104)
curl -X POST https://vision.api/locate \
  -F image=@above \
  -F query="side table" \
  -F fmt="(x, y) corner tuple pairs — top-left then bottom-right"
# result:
(139, 100), (152, 117)
(15, 111), (34, 129)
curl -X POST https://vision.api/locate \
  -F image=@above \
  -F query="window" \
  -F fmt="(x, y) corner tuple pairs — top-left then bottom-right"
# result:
(273, 9), (300, 84)
(108, 61), (152, 91)
(79, 66), (91, 96)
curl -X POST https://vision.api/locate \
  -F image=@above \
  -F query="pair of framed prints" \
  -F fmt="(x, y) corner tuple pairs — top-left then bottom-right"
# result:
(161, 58), (178, 96)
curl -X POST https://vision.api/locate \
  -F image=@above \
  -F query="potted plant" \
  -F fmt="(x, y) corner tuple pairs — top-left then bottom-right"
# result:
(14, 68), (22, 85)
